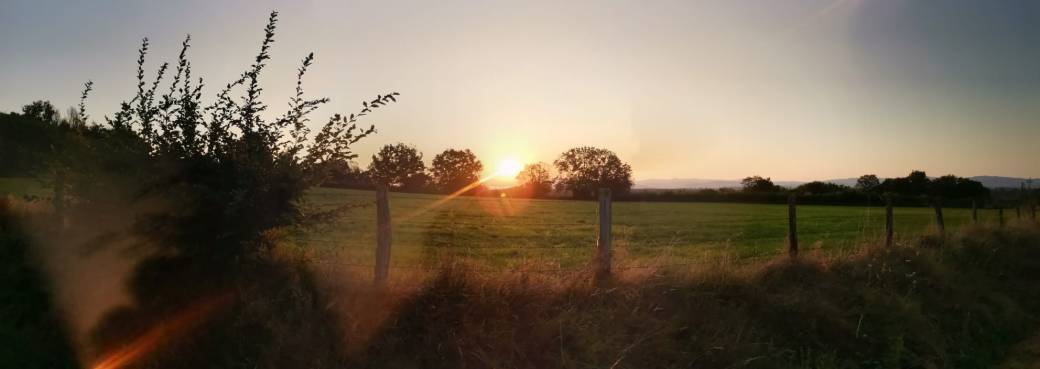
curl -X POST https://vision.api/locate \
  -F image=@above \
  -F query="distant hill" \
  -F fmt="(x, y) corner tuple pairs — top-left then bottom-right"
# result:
(635, 176), (1034, 190)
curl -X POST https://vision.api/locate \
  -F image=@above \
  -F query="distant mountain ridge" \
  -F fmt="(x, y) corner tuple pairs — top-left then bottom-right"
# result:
(635, 176), (1035, 190)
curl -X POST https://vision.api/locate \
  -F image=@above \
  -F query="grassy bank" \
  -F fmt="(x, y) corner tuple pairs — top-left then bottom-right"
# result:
(312, 223), (1040, 369)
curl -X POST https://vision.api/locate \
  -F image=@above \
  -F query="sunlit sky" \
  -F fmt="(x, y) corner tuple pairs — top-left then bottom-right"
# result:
(2, 0), (1038, 182)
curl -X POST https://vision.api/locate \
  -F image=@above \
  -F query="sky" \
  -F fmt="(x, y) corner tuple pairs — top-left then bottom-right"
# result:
(2, 0), (1039, 183)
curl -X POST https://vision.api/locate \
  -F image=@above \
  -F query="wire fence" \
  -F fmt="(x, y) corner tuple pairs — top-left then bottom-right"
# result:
(295, 187), (1037, 283)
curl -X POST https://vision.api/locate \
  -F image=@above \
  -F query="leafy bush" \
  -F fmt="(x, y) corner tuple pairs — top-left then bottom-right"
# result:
(66, 11), (397, 368)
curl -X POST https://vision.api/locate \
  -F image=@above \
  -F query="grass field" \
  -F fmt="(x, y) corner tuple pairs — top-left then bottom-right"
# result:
(0, 177), (1002, 270)
(295, 187), (1000, 271)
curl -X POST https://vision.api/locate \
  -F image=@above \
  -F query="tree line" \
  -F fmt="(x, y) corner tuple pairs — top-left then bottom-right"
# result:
(4, 105), (1034, 208)
(320, 144), (634, 199)
(629, 172), (1037, 208)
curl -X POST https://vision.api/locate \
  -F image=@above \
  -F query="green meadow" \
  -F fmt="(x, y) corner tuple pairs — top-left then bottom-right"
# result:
(0, 178), (999, 270)
(295, 187), (998, 271)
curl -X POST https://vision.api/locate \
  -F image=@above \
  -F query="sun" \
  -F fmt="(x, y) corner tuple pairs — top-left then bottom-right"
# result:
(495, 158), (524, 178)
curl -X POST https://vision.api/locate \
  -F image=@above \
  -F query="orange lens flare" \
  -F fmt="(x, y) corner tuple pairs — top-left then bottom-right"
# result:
(394, 175), (494, 224)
(91, 293), (233, 369)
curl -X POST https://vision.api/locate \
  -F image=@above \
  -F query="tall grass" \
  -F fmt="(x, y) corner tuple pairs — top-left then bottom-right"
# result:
(4, 194), (1040, 368)
(311, 223), (1040, 369)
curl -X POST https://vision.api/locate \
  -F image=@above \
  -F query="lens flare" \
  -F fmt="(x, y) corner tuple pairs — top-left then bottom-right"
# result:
(91, 293), (233, 369)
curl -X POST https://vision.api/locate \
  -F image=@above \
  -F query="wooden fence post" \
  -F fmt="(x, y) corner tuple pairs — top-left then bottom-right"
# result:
(788, 194), (798, 258)
(596, 188), (612, 280)
(998, 207), (1005, 227)
(885, 195), (894, 247)
(971, 200), (978, 224)
(374, 184), (392, 284)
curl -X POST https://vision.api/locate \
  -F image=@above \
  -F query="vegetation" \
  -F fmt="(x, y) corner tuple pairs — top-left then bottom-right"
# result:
(367, 143), (428, 191)
(314, 224), (1040, 369)
(0, 199), (78, 369)
(295, 187), (1012, 269)
(1, 11), (397, 368)
(0, 7), (1037, 369)
(553, 146), (634, 199)
(516, 162), (554, 198)
(430, 148), (483, 194)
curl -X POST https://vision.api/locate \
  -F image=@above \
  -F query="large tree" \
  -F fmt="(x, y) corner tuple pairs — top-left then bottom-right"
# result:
(431, 148), (483, 193)
(855, 174), (881, 193)
(553, 147), (632, 199)
(740, 176), (780, 193)
(367, 143), (427, 190)
(516, 162), (553, 198)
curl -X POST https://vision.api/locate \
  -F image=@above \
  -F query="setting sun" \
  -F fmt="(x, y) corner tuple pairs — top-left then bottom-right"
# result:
(495, 158), (524, 178)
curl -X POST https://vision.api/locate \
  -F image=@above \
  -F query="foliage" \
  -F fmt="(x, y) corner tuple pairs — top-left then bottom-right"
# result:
(856, 174), (881, 193)
(430, 148), (483, 194)
(333, 225), (1040, 369)
(62, 11), (397, 369)
(0, 100), (96, 177)
(878, 171), (989, 200)
(795, 181), (849, 195)
(318, 159), (369, 189)
(71, 11), (397, 259)
(0, 199), (79, 369)
(20, 101), (60, 124)
(367, 143), (427, 191)
(880, 170), (932, 196)
(553, 146), (633, 199)
(515, 162), (553, 198)
(741, 175), (782, 193)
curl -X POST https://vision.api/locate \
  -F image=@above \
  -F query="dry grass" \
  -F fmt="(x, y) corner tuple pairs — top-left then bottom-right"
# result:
(5, 195), (1040, 369)
(273, 222), (1040, 369)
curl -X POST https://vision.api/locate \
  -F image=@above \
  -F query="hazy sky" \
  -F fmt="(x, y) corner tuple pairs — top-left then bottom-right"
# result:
(2, 0), (1038, 181)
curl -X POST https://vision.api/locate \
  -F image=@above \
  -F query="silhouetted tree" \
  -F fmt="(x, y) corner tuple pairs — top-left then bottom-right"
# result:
(930, 175), (988, 199)
(553, 147), (632, 199)
(796, 181), (848, 195)
(881, 170), (931, 196)
(516, 162), (553, 198)
(856, 174), (880, 193)
(319, 159), (366, 188)
(431, 148), (483, 194)
(20, 101), (59, 124)
(367, 143), (426, 190)
(741, 176), (780, 193)
(73, 12), (398, 258)
(75, 12), (398, 368)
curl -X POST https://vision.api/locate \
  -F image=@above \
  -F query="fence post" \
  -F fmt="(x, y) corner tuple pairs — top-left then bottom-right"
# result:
(998, 207), (1005, 227)
(971, 199), (978, 224)
(788, 194), (798, 258)
(932, 197), (945, 236)
(596, 188), (612, 280)
(885, 195), (894, 247)
(374, 184), (392, 284)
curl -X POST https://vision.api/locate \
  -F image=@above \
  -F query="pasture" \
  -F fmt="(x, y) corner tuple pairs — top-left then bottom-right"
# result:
(0, 178), (999, 270)
(294, 187), (997, 271)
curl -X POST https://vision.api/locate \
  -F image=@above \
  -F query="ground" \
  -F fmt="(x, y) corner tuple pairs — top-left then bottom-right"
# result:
(294, 187), (997, 271)
(0, 179), (999, 271)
